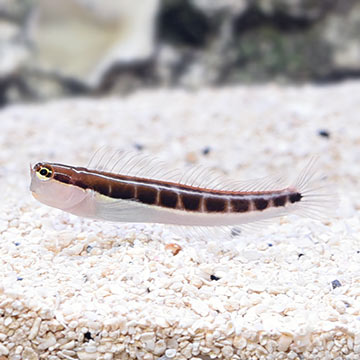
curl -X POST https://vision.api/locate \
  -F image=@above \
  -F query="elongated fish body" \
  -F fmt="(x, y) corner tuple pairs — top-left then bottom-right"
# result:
(30, 150), (335, 231)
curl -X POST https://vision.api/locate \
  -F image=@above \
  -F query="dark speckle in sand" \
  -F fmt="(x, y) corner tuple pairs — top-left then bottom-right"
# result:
(202, 146), (211, 155)
(318, 129), (330, 138)
(84, 331), (93, 341)
(331, 279), (342, 289)
(210, 274), (220, 281)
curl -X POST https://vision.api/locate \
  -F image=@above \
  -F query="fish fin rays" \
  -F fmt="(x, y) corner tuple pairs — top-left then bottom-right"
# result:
(94, 196), (151, 223)
(87, 147), (290, 193)
(167, 224), (236, 241)
(289, 156), (338, 220)
(87, 147), (182, 182)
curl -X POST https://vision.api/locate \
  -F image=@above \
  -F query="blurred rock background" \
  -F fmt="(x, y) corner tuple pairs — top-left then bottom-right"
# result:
(0, 0), (359, 106)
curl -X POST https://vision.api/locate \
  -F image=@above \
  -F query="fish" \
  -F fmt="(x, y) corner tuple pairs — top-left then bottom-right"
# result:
(30, 149), (336, 237)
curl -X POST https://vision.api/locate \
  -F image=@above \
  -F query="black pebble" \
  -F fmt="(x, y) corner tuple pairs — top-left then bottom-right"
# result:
(210, 274), (220, 281)
(14, 242), (20, 246)
(202, 146), (211, 155)
(298, 253), (304, 258)
(134, 143), (144, 151)
(84, 331), (93, 341)
(331, 279), (342, 289)
(86, 245), (93, 253)
(318, 129), (330, 138)
(17, 277), (23, 281)
(268, 243), (273, 247)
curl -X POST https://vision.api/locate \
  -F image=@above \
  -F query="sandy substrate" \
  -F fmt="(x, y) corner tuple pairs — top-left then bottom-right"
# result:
(0, 82), (359, 360)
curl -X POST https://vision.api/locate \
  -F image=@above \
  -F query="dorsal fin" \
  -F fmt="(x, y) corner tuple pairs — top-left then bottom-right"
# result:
(87, 147), (289, 192)
(87, 147), (182, 183)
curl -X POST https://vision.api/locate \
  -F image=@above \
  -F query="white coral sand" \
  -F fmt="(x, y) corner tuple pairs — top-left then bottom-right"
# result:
(0, 82), (359, 359)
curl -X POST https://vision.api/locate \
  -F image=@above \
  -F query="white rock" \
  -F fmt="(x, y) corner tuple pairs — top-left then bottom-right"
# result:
(190, 299), (209, 317)
(221, 345), (234, 358)
(141, 333), (155, 352)
(0, 343), (9, 356)
(278, 334), (293, 352)
(12, 300), (24, 311)
(154, 339), (166, 355)
(68, 320), (78, 329)
(165, 348), (177, 358)
(63, 242), (85, 256)
(233, 336), (247, 349)
(242, 250), (262, 261)
(22, 347), (39, 360)
(77, 351), (99, 360)
(32, 0), (160, 87)
(60, 340), (75, 350)
(4, 316), (12, 326)
(28, 318), (42, 340)
(38, 333), (56, 350)
(84, 344), (97, 353)
(155, 316), (169, 328)
(208, 297), (226, 312)
(248, 282), (266, 292)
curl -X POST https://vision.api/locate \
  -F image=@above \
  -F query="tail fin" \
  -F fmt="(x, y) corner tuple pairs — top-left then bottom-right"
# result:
(290, 157), (338, 220)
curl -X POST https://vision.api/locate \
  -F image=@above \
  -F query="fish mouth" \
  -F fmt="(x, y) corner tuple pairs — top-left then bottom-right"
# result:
(29, 163), (36, 179)
(31, 191), (39, 199)
(29, 164), (36, 193)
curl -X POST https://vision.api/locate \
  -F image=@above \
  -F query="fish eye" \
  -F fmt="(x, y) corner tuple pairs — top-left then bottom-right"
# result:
(40, 168), (48, 176)
(36, 165), (53, 180)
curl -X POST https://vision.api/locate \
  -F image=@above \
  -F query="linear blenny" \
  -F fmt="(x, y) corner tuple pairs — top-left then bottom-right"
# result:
(30, 150), (334, 234)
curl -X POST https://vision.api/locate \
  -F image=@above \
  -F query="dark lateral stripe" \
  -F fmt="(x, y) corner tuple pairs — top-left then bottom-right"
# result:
(61, 170), (137, 200)
(51, 164), (303, 213)
(181, 193), (201, 211)
(93, 180), (111, 197)
(111, 182), (135, 199)
(273, 195), (287, 207)
(231, 199), (249, 213)
(54, 173), (71, 184)
(254, 198), (269, 211)
(136, 185), (158, 205)
(72, 176), (111, 197)
(160, 189), (178, 209)
(205, 197), (227, 212)
(289, 192), (302, 203)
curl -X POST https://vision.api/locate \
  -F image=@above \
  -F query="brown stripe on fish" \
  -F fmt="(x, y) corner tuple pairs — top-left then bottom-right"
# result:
(271, 192), (302, 207)
(273, 194), (287, 207)
(181, 192), (202, 211)
(136, 185), (158, 205)
(205, 196), (227, 212)
(254, 197), (269, 211)
(289, 192), (302, 203)
(110, 182), (135, 199)
(160, 189), (179, 209)
(54, 172), (72, 185)
(73, 174), (110, 197)
(49, 164), (300, 214)
(231, 198), (250, 213)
